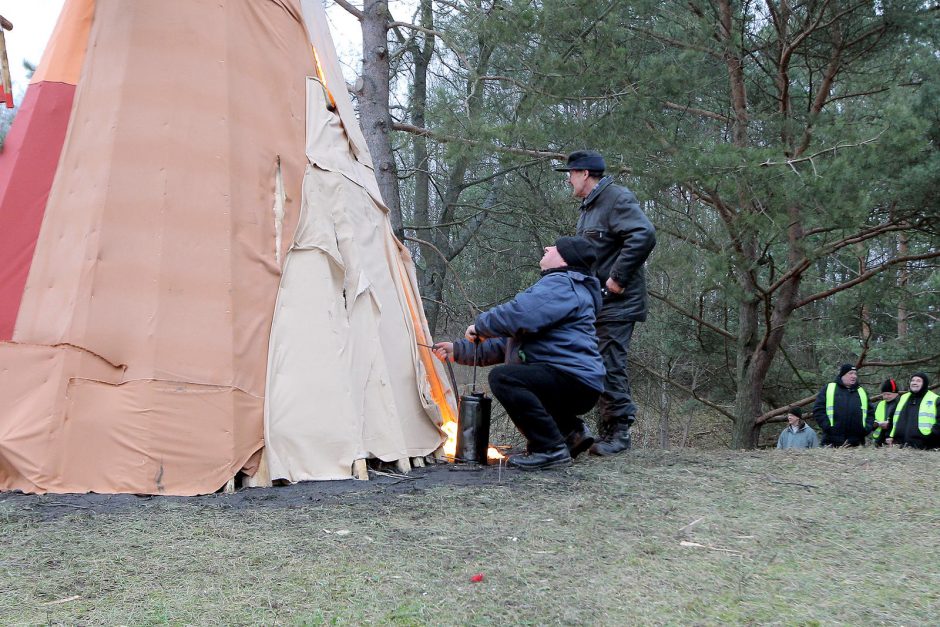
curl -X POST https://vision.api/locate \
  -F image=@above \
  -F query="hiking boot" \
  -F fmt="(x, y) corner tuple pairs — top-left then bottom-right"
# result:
(564, 422), (595, 459)
(507, 444), (572, 471)
(589, 422), (633, 456)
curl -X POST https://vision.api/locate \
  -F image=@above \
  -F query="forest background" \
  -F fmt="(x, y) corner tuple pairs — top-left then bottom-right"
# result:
(2, 0), (938, 448)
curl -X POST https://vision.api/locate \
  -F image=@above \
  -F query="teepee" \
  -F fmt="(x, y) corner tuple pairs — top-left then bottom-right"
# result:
(0, 0), (456, 495)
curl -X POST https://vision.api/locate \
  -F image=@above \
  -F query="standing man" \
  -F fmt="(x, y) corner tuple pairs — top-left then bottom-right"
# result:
(776, 407), (819, 449)
(886, 372), (938, 449)
(870, 378), (901, 446)
(556, 150), (656, 456)
(812, 364), (874, 447)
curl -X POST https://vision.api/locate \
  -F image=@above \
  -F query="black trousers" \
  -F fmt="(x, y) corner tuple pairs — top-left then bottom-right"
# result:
(488, 363), (600, 453)
(596, 319), (636, 429)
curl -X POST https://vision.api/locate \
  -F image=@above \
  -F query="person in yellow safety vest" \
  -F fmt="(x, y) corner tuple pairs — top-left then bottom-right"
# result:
(870, 378), (901, 447)
(886, 372), (939, 450)
(811, 364), (874, 447)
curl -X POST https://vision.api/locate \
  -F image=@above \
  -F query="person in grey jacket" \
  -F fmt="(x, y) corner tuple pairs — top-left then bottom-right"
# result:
(776, 407), (819, 449)
(556, 150), (656, 456)
(433, 236), (605, 470)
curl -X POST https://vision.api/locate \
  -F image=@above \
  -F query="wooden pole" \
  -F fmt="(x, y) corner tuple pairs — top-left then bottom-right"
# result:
(0, 16), (13, 108)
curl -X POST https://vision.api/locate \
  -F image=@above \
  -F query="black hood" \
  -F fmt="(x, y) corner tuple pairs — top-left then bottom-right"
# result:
(910, 371), (930, 397)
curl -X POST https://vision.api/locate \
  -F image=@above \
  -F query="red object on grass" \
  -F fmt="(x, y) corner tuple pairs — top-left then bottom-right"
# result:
(470, 573), (484, 583)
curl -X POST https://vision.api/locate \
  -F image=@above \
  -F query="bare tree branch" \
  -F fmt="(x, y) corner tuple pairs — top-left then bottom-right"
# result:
(759, 129), (886, 168)
(404, 235), (480, 316)
(796, 251), (940, 308)
(649, 290), (735, 340)
(392, 122), (566, 159)
(862, 353), (940, 368)
(630, 359), (737, 421)
(332, 0), (364, 20)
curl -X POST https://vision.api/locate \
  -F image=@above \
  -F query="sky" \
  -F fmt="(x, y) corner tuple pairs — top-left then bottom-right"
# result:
(0, 0), (64, 97)
(0, 1), (388, 105)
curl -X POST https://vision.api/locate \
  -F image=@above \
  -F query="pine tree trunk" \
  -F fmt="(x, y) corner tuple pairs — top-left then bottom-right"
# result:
(360, 0), (402, 238)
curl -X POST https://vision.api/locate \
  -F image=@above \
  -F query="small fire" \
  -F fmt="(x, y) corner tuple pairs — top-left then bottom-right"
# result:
(440, 416), (504, 461)
(442, 419), (458, 459)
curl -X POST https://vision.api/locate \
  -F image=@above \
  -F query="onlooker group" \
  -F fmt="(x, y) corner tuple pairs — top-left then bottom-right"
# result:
(780, 368), (936, 450)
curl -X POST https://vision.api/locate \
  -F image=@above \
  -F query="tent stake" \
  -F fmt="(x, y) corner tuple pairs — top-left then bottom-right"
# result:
(353, 458), (369, 481)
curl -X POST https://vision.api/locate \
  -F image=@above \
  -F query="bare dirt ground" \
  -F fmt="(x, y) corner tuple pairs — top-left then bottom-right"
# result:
(1, 447), (937, 625)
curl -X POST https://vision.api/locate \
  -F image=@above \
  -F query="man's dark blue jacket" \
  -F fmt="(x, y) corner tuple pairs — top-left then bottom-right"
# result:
(452, 268), (606, 392)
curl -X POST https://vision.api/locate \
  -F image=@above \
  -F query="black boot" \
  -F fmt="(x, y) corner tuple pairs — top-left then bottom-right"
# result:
(589, 422), (632, 456)
(564, 422), (595, 459)
(507, 444), (572, 471)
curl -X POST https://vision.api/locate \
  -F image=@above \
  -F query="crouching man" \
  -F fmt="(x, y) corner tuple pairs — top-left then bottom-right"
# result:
(433, 236), (605, 470)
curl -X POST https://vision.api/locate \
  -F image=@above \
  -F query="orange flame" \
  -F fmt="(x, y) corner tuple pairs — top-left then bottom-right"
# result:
(440, 411), (504, 461)
(312, 47), (337, 109)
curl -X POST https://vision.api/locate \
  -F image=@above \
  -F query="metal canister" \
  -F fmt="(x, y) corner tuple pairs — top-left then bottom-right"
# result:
(455, 392), (491, 464)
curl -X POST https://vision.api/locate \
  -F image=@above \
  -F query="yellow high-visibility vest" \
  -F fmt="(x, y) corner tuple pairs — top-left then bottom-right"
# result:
(825, 382), (868, 427)
(870, 400), (890, 441)
(889, 391), (939, 437)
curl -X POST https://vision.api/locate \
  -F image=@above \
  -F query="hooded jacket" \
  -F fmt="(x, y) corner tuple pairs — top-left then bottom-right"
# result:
(890, 372), (939, 449)
(776, 422), (820, 449)
(452, 268), (605, 391)
(575, 177), (656, 322)
(812, 373), (873, 446)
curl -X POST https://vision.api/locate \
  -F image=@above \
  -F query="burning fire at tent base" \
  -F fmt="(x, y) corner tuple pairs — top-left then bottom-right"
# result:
(441, 392), (505, 465)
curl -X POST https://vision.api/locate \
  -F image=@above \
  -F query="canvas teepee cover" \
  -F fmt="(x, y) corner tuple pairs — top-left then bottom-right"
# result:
(0, 0), (456, 495)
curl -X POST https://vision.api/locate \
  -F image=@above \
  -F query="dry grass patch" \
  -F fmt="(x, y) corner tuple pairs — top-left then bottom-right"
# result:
(1, 448), (937, 625)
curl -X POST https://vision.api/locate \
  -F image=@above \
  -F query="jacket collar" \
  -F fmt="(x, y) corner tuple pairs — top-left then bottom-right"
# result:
(580, 176), (614, 210)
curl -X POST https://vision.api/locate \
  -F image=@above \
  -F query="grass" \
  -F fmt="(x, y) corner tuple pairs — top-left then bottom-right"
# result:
(1, 447), (937, 625)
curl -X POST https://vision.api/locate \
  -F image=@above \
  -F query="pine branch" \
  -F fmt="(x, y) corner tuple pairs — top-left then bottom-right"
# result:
(662, 101), (732, 122)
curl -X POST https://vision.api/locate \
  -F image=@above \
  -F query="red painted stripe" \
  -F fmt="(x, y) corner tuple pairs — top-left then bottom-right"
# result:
(0, 81), (76, 339)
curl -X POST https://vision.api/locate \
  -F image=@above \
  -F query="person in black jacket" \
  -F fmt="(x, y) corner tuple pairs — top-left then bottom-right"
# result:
(886, 372), (939, 449)
(556, 150), (656, 456)
(811, 364), (874, 447)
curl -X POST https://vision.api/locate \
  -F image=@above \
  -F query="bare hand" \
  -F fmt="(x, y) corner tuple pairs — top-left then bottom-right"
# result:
(605, 277), (624, 294)
(876, 421), (888, 429)
(465, 325), (480, 342)
(432, 342), (454, 362)
(885, 438), (893, 446)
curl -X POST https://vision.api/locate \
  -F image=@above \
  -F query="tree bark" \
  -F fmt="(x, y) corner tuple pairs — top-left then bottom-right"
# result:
(897, 230), (909, 338)
(360, 0), (402, 238)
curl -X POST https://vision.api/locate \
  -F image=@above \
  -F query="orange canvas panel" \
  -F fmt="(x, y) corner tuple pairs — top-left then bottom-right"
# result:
(29, 0), (94, 86)
(0, 81), (77, 339)
(15, 0), (312, 397)
(1, 0), (454, 494)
